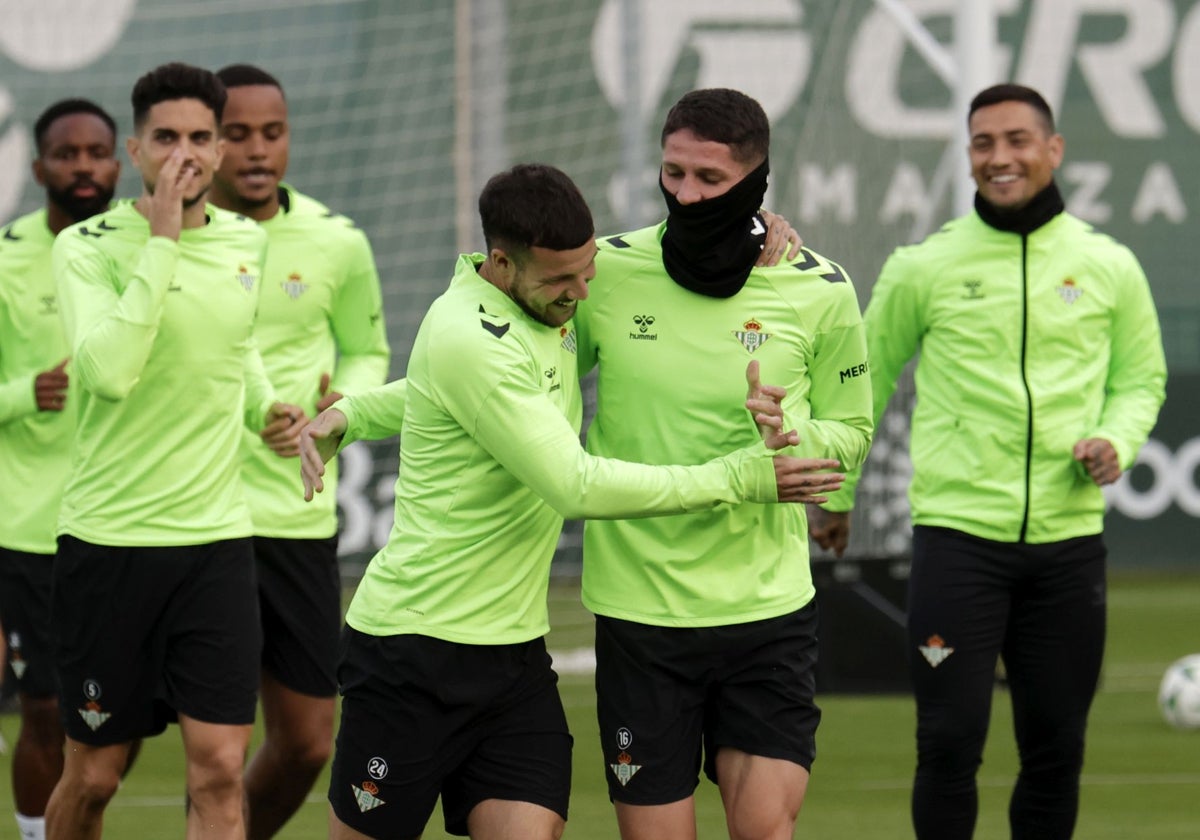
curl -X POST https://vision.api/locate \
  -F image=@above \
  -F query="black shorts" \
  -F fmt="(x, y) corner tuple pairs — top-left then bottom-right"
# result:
(329, 627), (572, 838)
(0, 547), (57, 698)
(595, 602), (821, 805)
(254, 535), (340, 697)
(51, 535), (261, 745)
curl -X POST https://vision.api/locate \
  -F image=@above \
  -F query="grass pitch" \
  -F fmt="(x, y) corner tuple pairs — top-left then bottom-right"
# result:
(1, 571), (1197, 838)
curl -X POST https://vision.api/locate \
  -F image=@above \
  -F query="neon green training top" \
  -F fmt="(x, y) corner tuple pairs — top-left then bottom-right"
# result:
(240, 185), (389, 539)
(829, 209), (1166, 543)
(343, 254), (786, 645)
(0, 210), (74, 554)
(575, 224), (874, 627)
(53, 200), (274, 547)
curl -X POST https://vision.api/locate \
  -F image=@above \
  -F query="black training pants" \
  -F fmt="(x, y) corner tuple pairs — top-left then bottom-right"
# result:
(907, 525), (1106, 840)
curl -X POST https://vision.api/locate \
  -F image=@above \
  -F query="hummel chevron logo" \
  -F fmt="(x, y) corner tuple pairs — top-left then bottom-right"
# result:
(478, 304), (510, 339)
(919, 634), (954, 668)
(98, 220), (118, 232)
(2, 227), (19, 241)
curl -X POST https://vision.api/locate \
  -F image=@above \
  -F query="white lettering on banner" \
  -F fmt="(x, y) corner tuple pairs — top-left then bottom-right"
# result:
(1105, 438), (1200, 519)
(335, 442), (397, 557)
(1021, 0), (1174, 138)
(789, 159), (1189, 228)
(798, 164), (856, 224)
(0, 0), (138, 71)
(0, 89), (28, 225)
(1174, 2), (1200, 132)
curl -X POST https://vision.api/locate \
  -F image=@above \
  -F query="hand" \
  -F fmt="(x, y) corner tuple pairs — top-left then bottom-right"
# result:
(756, 210), (804, 267)
(1073, 437), (1121, 486)
(315, 372), (343, 413)
(301, 408), (348, 501)
(773, 457), (844, 504)
(34, 358), (69, 411)
(261, 402), (307, 458)
(745, 360), (797, 450)
(146, 148), (198, 240)
(808, 507), (851, 557)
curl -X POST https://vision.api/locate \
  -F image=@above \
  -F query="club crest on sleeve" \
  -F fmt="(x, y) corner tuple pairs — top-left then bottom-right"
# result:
(733, 318), (772, 354)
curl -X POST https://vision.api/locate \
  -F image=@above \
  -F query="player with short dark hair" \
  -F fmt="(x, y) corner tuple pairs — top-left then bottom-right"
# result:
(574, 87), (873, 840)
(812, 82), (1167, 838)
(210, 62), (390, 840)
(0, 97), (120, 840)
(43, 62), (301, 840)
(300, 162), (842, 840)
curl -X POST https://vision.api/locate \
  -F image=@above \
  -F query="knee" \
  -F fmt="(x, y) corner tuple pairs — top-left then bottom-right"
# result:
(68, 761), (122, 810)
(187, 741), (247, 802)
(270, 727), (333, 774)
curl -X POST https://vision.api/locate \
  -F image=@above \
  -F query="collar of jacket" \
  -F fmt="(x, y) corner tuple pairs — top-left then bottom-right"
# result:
(974, 181), (1065, 235)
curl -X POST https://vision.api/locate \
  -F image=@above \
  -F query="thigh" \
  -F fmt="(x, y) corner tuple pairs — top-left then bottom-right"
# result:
(0, 547), (56, 697)
(1004, 535), (1107, 734)
(51, 536), (181, 745)
(161, 538), (261, 726)
(255, 535), (341, 697)
(443, 641), (571, 835)
(595, 615), (707, 806)
(705, 603), (821, 781)
(908, 527), (1013, 720)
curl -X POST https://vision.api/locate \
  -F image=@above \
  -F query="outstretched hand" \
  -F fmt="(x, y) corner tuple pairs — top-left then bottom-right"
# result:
(261, 402), (308, 458)
(773, 457), (844, 504)
(301, 408), (348, 501)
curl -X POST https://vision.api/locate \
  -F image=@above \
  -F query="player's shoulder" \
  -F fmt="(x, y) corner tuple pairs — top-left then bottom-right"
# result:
(207, 204), (268, 247)
(55, 202), (144, 258)
(1050, 212), (1142, 274)
(0, 209), (52, 263)
(757, 245), (859, 308)
(283, 185), (364, 233)
(597, 224), (663, 266)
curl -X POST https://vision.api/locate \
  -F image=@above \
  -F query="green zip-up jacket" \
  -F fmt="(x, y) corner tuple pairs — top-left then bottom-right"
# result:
(831, 206), (1166, 544)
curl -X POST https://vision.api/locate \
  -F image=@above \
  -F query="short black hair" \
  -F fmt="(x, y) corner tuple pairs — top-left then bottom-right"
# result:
(478, 164), (594, 263)
(131, 62), (227, 130)
(215, 63), (285, 97)
(969, 83), (1056, 134)
(660, 88), (770, 165)
(33, 99), (117, 154)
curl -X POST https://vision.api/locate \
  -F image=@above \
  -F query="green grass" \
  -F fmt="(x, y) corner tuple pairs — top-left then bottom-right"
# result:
(2, 571), (1197, 838)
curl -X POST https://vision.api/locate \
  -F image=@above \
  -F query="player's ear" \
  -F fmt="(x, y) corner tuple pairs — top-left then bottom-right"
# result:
(490, 248), (517, 285)
(126, 135), (141, 169)
(31, 157), (45, 186)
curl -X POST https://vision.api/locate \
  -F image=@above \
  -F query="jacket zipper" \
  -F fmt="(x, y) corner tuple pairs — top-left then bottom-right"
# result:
(1019, 234), (1033, 542)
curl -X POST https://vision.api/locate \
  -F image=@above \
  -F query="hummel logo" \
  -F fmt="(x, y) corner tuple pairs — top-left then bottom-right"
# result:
(98, 220), (118, 232)
(478, 305), (510, 339)
(2, 227), (19, 241)
(919, 634), (954, 668)
(962, 280), (984, 300)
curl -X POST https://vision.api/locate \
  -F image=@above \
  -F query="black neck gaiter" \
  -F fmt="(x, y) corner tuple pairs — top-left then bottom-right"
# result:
(659, 158), (769, 298)
(975, 180), (1065, 235)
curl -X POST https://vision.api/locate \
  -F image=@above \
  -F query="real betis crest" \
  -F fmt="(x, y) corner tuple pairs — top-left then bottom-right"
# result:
(79, 701), (111, 731)
(733, 318), (772, 354)
(1057, 278), (1083, 304)
(560, 325), (577, 354)
(352, 781), (386, 812)
(282, 272), (308, 300)
(236, 265), (256, 292)
(611, 751), (641, 786)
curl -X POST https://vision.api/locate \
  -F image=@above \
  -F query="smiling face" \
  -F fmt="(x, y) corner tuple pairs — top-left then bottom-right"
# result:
(496, 240), (597, 328)
(968, 99), (1064, 212)
(127, 97), (223, 209)
(659, 128), (756, 205)
(213, 83), (289, 220)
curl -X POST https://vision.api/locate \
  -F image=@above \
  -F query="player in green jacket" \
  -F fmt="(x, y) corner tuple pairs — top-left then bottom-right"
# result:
(0, 98), (121, 840)
(300, 163), (842, 840)
(813, 83), (1167, 839)
(44, 64), (300, 840)
(211, 63), (390, 840)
